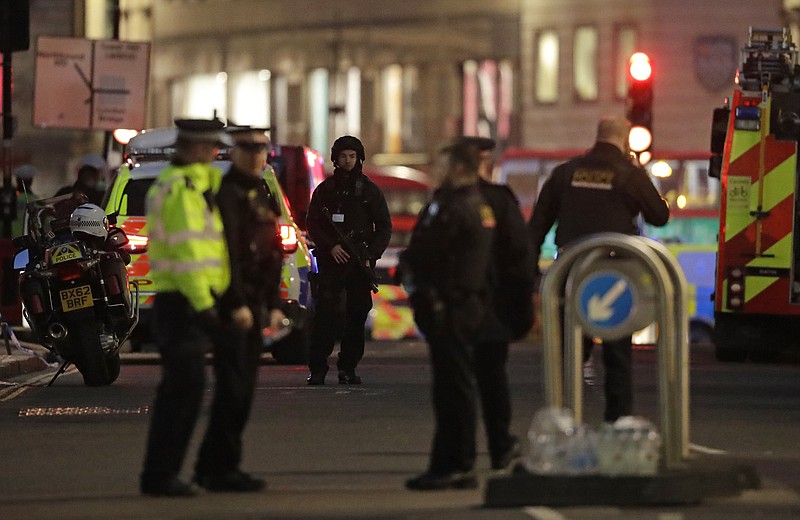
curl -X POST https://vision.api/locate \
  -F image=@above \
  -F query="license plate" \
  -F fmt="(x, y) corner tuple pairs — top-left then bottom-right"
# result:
(60, 285), (94, 312)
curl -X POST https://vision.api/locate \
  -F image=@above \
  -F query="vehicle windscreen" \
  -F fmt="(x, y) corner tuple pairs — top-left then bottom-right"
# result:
(122, 178), (157, 216)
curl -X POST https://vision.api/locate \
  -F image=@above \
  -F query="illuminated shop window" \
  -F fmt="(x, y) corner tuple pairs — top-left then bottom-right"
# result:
(309, 68), (329, 156)
(230, 70), (271, 128)
(536, 30), (559, 103)
(463, 59), (514, 140)
(180, 73), (227, 120)
(574, 26), (598, 101)
(383, 64), (403, 154)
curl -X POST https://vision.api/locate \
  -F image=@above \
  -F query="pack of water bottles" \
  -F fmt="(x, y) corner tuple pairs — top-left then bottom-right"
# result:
(523, 407), (661, 476)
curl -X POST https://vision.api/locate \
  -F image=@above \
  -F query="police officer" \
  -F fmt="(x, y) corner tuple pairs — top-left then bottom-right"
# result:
(305, 135), (391, 385)
(12, 164), (38, 238)
(527, 115), (670, 422)
(459, 136), (535, 470)
(140, 118), (257, 497)
(191, 126), (288, 493)
(401, 141), (496, 491)
(56, 153), (106, 206)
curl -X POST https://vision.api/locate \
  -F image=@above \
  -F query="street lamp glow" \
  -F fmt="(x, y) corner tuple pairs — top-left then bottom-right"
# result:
(651, 160), (672, 178)
(113, 128), (139, 145)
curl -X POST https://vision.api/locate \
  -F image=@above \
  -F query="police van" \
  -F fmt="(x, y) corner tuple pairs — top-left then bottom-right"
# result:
(103, 128), (312, 364)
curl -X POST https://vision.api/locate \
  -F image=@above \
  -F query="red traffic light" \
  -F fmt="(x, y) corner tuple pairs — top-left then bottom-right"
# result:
(629, 52), (652, 82)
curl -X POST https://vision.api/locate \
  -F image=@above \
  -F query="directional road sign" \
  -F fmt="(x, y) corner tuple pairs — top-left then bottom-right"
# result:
(33, 36), (150, 131)
(572, 263), (655, 340)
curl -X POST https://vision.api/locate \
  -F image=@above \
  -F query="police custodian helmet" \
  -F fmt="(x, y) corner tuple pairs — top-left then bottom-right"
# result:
(330, 135), (365, 163)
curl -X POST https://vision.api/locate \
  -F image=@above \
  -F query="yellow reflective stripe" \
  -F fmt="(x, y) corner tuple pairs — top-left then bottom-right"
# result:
(158, 227), (221, 246)
(728, 128), (759, 164)
(724, 157), (796, 242)
(744, 275), (777, 302)
(756, 154), (795, 212)
(746, 234), (792, 269)
(151, 258), (223, 273)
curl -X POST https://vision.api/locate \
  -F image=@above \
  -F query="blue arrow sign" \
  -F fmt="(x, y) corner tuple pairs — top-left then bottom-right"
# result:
(577, 272), (635, 328)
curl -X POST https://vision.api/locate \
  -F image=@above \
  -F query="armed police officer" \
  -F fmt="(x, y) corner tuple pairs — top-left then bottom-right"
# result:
(527, 115), (669, 422)
(401, 141), (496, 491)
(459, 136), (535, 471)
(305, 135), (391, 385)
(140, 118), (259, 497)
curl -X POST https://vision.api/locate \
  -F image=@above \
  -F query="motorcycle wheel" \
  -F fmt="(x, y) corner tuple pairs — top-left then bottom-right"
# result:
(69, 320), (115, 386)
(105, 353), (121, 383)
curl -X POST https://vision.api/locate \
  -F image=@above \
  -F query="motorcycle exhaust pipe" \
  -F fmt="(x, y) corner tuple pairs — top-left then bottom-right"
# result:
(48, 322), (68, 340)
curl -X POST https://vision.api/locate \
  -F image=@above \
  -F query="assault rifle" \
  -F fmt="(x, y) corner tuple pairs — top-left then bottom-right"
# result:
(321, 206), (379, 293)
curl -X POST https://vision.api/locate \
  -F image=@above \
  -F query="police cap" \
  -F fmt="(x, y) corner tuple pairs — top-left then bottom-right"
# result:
(174, 117), (230, 146)
(458, 136), (496, 151)
(330, 135), (365, 163)
(226, 125), (272, 152)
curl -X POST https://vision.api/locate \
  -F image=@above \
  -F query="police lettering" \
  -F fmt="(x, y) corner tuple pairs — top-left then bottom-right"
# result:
(571, 168), (615, 190)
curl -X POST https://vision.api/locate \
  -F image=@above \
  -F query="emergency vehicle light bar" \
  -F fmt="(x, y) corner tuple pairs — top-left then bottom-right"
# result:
(734, 106), (761, 131)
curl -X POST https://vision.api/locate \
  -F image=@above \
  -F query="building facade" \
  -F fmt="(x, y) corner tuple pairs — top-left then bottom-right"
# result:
(8, 0), (794, 196)
(520, 0), (785, 153)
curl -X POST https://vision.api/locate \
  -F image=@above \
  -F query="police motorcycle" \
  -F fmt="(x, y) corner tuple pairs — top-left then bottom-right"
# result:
(12, 192), (139, 386)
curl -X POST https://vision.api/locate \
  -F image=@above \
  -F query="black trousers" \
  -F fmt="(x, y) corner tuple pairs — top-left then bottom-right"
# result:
(141, 292), (259, 484)
(584, 336), (633, 422)
(308, 266), (372, 374)
(474, 340), (516, 465)
(426, 329), (477, 474)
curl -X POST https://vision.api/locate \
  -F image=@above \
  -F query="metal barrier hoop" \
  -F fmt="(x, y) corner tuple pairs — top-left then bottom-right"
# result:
(540, 232), (689, 468)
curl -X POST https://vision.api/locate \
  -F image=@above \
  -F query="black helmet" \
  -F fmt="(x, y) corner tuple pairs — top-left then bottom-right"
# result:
(330, 135), (365, 164)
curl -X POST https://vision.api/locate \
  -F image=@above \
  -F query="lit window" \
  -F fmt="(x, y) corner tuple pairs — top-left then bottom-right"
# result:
(536, 30), (559, 103)
(383, 64), (403, 153)
(183, 74), (226, 120)
(231, 70), (270, 128)
(574, 27), (598, 101)
(309, 68), (329, 156)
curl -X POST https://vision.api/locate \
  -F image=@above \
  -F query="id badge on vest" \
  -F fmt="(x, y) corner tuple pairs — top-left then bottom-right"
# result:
(331, 213), (345, 223)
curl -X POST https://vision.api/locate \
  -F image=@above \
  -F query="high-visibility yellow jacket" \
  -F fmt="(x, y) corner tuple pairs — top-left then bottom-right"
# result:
(145, 162), (230, 312)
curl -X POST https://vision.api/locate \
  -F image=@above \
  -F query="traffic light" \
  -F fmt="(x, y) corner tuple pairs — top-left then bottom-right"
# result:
(0, 1), (30, 52)
(626, 52), (653, 163)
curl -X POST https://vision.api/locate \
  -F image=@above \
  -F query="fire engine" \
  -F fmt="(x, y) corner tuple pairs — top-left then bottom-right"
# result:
(709, 27), (800, 362)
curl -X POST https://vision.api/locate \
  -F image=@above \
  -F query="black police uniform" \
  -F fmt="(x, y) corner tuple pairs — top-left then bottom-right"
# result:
(475, 178), (535, 469)
(192, 163), (283, 480)
(306, 160), (391, 382)
(527, 141), (669, 421)
(400, 183), (495, 483)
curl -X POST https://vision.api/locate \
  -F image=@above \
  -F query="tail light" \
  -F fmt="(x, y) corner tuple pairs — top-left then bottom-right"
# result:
(123, 234), (149, 254)
(30, 294), (44, 315)
(280, 224), (299, 254)
(726, 266), (745, 310)
(57, 262), (84, 281)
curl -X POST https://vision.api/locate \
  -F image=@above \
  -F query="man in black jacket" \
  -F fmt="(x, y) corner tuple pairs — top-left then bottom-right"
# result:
(305, 135), (391, 385)
(527, 115), (670, 422)
(193, 126), (286, 492)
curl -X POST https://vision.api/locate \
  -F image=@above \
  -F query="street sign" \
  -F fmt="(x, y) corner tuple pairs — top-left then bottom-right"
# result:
(33, 36), (150, 131)
(572, 260), (656, 340)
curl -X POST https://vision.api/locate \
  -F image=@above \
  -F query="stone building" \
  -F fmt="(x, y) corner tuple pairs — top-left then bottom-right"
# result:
(6, 0), (794, 196)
